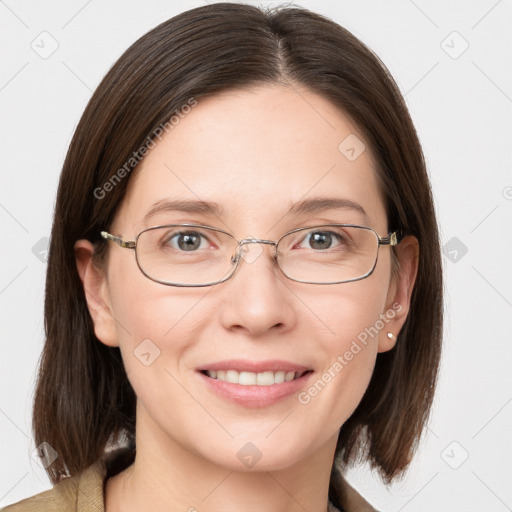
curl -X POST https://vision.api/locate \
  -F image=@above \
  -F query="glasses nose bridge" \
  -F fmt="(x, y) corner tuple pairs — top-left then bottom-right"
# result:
(237, 236), (277, 253)
(238, 237), (277, 248)
(234, 237), (279, 263)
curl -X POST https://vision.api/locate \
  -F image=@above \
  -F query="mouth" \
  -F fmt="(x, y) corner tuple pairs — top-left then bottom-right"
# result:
(196, 359), (315, 407)
(197, 363), (315, 407)
(200, 369), (313, 386)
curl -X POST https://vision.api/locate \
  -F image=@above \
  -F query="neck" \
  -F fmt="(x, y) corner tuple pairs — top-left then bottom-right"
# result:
(106, 402), (339, 512)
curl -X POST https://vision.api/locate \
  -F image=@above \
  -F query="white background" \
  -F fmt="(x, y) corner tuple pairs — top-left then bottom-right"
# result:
(1, 1), (511, 510)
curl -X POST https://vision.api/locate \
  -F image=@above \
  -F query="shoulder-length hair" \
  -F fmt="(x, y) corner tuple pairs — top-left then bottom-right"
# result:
(34, 1), (443, 485)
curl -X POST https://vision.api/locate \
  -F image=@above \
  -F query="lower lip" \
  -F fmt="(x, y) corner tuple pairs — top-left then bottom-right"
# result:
(197, 371), (314, 408)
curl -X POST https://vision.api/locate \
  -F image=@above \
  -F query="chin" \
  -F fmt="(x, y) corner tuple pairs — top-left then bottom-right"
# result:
(193, 435), (313, 473)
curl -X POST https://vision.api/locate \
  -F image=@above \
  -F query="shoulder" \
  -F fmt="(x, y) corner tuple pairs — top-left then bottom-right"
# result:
(1, 460), (106, 512)
(330, 463), (380, 512)
(2, 447), (134, 512)
(3, 450), (377, 512)
(1, 487), (56, 512)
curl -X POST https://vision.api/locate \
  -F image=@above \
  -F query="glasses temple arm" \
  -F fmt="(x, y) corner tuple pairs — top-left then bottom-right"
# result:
(100, 231), (136, 249)
(379, 229), (404, 246)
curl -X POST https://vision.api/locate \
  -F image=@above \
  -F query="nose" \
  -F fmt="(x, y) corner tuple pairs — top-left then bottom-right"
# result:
(219, 240), (297, 337)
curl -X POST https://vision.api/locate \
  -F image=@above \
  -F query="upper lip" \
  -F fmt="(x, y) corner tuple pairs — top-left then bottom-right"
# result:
(198, 359), (312, 373)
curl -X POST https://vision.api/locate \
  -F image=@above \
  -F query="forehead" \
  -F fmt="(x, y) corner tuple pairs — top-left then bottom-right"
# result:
(117, 84), (387, 235)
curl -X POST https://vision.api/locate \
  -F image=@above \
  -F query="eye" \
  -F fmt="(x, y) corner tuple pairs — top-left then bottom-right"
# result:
(296, 229), (349, 251)
(163, 230), (212, 252)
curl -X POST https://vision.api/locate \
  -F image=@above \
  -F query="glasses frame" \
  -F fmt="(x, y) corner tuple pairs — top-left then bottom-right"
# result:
(100, 223), (403, 287)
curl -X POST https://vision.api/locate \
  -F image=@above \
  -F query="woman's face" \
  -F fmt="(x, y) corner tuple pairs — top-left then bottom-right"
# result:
(81, 84), (414, 471)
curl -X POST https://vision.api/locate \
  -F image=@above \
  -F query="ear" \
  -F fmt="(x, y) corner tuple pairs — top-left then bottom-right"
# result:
(74, 239), (119, 347)
(378, 235), (419, 353)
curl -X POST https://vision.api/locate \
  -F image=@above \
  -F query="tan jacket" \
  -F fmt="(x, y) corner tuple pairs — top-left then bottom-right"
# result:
(2, 450), (378, 512)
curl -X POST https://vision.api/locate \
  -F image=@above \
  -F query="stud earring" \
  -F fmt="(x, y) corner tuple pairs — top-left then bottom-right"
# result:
(386, 332), (394, 340)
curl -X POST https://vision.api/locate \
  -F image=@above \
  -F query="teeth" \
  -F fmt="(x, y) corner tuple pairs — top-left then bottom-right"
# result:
(205, 369), (302, 385)
(226, 370), (238, 384)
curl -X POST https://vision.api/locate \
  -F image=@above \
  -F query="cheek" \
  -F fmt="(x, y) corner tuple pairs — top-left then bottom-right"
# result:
(310, 264), (391, 350)
(107, 250), (197, 335)
(297, 274), (390, 418)
(105, 255), (207, 375)
(108, 286), (205, 420)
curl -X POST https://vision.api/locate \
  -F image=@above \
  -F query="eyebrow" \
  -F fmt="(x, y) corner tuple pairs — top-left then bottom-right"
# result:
(143, 199), (225, 223)
(143, 197), (368, 224)
(287, 197), (368, 221)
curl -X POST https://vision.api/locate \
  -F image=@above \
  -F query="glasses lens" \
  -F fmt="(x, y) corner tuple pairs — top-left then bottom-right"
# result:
(134, 224), (380, 286)
(136, 225), (237, 286)
(277, 225), (379, 284)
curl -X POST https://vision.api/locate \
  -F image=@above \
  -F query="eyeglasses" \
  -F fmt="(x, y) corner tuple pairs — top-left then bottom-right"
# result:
(100, 223), (403, 287)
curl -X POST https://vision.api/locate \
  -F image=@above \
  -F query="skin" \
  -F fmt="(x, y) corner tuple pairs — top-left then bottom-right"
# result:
(75, 84), (419, 512)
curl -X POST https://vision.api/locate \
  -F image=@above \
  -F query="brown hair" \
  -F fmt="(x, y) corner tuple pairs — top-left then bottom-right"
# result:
(34, 1), (443, 486)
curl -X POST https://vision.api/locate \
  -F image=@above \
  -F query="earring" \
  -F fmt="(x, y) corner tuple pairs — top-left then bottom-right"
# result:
(386, 332), (394, 340)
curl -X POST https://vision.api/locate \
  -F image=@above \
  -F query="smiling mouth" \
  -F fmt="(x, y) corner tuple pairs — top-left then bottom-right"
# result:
(200, 369), (313, 386)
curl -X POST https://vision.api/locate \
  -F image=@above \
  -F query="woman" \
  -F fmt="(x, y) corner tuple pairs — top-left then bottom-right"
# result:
(3, 3), (442, 511)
